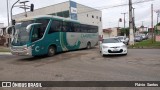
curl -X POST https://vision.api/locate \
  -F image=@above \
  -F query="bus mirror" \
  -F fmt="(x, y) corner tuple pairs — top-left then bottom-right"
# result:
(26, 23), (42, 32)
(26, 24), (32, 32)
(6, 26), (14, 34)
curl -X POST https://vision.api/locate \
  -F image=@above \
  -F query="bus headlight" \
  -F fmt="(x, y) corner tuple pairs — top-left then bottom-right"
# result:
(23, 47), (28, 51)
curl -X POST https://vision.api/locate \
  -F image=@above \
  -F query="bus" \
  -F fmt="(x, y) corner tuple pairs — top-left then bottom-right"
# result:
(8, 15), (99, 56)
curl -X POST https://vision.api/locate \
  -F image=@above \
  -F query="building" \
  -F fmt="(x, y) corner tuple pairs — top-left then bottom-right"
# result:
(102, 27), (122, 39)
(13, 1), (102, 35)
(0, 27), (7, 46)
(0, 23), (5, 46)
(0, 23), (4, 28)
(136, 26), (148, 35)
(139, 26), (148, 32)
(0, 23), (10, 46)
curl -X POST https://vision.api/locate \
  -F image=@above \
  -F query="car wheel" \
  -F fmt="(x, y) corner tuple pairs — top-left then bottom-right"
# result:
(47, 46), (56, 57)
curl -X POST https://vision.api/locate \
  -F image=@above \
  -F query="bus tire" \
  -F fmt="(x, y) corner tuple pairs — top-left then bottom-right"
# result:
(47, 46), (56, 57)
(87, 42), (91, 49)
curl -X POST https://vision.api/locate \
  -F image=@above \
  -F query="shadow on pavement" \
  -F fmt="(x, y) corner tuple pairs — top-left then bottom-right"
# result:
(18, 55), (48, 61)
(103, 54), (127, 58)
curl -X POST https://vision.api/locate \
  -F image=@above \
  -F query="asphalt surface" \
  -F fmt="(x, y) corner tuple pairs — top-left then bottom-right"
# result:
(0, 48), (160, 90)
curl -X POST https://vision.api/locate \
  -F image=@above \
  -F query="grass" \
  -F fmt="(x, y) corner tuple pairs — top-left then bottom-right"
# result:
(0, 46), (10, 52)
(129, 39), (160, 49)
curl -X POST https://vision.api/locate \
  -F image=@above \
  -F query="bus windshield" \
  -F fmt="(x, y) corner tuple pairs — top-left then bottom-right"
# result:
(12, 20), (33, 46)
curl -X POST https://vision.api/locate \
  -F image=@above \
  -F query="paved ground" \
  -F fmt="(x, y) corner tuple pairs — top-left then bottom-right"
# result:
(0, 48), (160, 90)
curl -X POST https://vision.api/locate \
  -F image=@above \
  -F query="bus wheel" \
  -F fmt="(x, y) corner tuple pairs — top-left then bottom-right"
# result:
(48, 46), (56, 57)
(87, 42), (91, 49)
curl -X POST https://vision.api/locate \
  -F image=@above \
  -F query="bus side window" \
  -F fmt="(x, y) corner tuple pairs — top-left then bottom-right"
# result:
(70, 23), (75, 32)
(62, 22), (73, 32)
(62, 22), (68, 32)
(48, 20), (62, 34)
(73, 23), (80, 32)
(81, 24), (87, 33)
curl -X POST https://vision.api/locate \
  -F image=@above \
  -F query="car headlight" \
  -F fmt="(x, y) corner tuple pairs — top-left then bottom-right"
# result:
(122, 45), (126, 48)
(102, 46), (109, 48)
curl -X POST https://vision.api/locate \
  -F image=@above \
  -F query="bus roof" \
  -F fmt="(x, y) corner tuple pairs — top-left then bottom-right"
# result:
(16, 15), (80, 23)
(35, 15), (80, 23)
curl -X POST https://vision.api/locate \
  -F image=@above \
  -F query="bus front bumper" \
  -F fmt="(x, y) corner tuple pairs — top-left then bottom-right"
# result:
(11, 46), (32, 56)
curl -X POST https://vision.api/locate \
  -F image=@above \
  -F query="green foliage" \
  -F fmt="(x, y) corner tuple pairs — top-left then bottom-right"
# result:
(143, 31), (148, 34)
(129, 39), (160, 48)
(120, 28), (129, 36)
(156, 23), (160, 26)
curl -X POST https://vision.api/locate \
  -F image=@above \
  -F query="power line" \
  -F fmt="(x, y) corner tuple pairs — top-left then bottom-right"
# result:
(77, 0), (154, 14)
(96, 0), (154, 10)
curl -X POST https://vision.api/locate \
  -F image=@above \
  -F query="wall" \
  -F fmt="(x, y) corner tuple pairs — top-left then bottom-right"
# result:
(103, 28), (118, 39)
(77, 4), (102, 35)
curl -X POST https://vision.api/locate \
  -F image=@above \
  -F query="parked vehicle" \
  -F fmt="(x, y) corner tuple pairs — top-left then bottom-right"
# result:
(134, 35), (143, 42)
(100, 37), (127, 56)
(140, 34), (146, 40)
(116, 36), (129, 45)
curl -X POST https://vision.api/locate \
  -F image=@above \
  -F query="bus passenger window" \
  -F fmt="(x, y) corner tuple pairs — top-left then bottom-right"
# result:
(62, 22), (71, 32)
(48, 20), (62, 34)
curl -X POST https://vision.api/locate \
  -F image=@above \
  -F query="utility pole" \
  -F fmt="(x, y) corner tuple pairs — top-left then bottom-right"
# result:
(11, 0), (20, 25)
(151, 4), (154, 43)
(6, 0), (9, 26)
(121, 13), (127, 36)
(132, 7), (135, 35)
(129, 0), (134, 45)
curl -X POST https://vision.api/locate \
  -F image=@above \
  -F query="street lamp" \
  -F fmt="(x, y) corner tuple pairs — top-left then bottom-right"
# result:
(6, 0), (10, 26)
(10, 0), (34, 25)
(11, 0), (20, 25)
(19, 1), (29, 17)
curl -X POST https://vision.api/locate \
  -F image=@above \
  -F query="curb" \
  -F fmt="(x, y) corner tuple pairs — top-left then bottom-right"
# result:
(0, 52), (12, 55)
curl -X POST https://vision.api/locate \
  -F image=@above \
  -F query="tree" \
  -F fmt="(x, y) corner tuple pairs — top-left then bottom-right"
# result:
(156, 22), (160, 26)
(120, 27), (129, 36)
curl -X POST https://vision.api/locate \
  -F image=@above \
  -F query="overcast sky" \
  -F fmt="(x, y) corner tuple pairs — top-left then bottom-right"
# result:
(0, 0), (160, 28)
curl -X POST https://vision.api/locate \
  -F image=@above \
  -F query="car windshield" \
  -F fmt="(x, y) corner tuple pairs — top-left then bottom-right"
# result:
(12, 20), (34, 46)
(103, 38), (120, 43)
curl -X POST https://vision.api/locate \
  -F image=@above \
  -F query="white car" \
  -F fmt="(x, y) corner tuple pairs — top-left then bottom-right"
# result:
(116, 36), (129, 45)
(100, 38), (128, 56)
